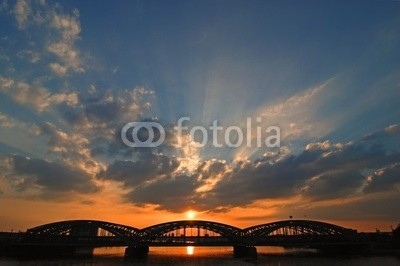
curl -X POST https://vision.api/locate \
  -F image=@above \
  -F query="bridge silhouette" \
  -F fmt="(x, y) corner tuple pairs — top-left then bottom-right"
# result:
(1, 219), (363, 258)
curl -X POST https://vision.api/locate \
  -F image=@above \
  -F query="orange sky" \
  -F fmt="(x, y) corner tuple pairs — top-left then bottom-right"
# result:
(1, 195), (396, 233)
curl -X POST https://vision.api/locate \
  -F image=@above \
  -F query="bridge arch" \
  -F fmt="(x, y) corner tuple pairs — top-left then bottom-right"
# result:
(244, 220), (357, 237)
(139, 220), (243, 242)
(26, 220), (140, 240)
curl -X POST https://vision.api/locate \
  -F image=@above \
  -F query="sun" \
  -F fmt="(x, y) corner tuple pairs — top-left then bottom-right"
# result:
(186, 210), (196, 220)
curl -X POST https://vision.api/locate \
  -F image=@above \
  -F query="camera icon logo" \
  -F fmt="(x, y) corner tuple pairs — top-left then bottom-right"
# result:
(121, 122), (165, 147)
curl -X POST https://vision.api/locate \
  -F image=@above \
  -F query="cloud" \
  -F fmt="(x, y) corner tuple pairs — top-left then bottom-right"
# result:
(0, 1), (10, 13)
(51, 11), (81, 42)
(0, 76), (14, 90)
(385, 124), (400, 135)
(300, 170), (365, 200)
(64, 87), (154, 128)
(0, 112), (40, 134)
(1, 76), (159, 199)
(0, 76), (78, 112)
(126, 174), (200, 211)
(98, 152), (179, 188)
(12, 0), (46, 28)
(36, 121), (104, 175)
(10, 0), (85, 75)
(2, 155), (100, 196)
(363, 124), (400, 141)
(90, 121), (400, 213)
(59, 87), (156, 161)
(233, 78), (338, 160)
(0, 112), (24, 129)
(208, 140), (399, 209)
(17, 49), (40, 63)
(364, 163), (400, 193)
(2, 72), (398, 216)
(47, 41), (84, 75)
(47, 11), (84, 75)
(14, 0), (31, 29)
(49, 62), (67, 75)
(253, 79), (336, 141)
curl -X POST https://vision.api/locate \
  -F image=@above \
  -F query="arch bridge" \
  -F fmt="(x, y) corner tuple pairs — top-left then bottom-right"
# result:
(244, 219), (356, 237)
(27, 220), (140, 238)
(8, 219), (360, 258)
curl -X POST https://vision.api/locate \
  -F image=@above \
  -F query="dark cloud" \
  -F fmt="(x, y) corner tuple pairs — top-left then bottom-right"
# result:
(96, 135), (400, 213)
(52, 87), (159, 164)
(85, 101), (120, 123)
(362, 124), (400, 141)
(89, 117), (170, 159)
(10, 155), (100, 194)
(35, 121), (101, 171)
(98, 152), (179, 188)
(301, 170), (365, 200)
(126, 174), (200, 212)
(197, 159), (227, 176)
(364, 163), (400, 193)
(207, 142), (400, 208)
(61, 88), (154, 130)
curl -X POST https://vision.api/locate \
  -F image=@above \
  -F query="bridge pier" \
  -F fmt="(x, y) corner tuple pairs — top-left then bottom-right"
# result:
(125, 245), (149, 258)
(233, 246), (257, 258)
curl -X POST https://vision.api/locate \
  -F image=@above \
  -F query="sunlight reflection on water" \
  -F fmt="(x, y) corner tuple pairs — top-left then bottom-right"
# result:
(186, 246), (194, 255)
(92, 246), (314, 257)
(1, 247), (399, 266)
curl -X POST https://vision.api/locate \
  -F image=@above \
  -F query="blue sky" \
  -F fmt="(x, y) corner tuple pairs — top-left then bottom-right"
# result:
(0, 0), (399, 230)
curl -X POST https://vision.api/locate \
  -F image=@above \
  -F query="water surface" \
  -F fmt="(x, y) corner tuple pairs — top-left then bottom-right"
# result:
(1, 246), (399, 265)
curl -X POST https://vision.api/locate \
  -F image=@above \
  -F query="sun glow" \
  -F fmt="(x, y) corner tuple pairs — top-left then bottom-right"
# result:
(186, 246), (194, 255)
(186, 210), (197, 220)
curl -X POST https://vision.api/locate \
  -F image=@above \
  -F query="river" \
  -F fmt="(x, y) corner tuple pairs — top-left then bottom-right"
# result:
(1, 246), (399, 265)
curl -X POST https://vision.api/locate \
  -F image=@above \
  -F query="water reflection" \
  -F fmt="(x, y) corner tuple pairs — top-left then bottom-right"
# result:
(91, 246), (315, 257)
(3, 247), (400, 265)
(186, 246), (194, 255)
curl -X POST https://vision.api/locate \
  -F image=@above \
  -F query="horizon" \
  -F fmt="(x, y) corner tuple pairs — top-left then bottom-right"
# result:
(1, 0), (400, 234)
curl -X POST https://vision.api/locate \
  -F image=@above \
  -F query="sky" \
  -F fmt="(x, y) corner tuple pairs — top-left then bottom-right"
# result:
(0, 0), (399, 232)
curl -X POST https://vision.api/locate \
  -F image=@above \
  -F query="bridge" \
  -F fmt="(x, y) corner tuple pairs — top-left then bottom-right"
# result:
(0, 219), (364, 258)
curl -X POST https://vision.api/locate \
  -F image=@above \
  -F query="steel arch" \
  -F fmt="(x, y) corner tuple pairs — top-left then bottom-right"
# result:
(139, 220), (243, 241)
(243, 220), (357, 237)
(24, 219), (358, 244)
(26, 220), (140, 239)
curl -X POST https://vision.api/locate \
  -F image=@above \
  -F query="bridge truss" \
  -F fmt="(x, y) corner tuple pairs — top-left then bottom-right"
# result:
(24, 219), (357, 246)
